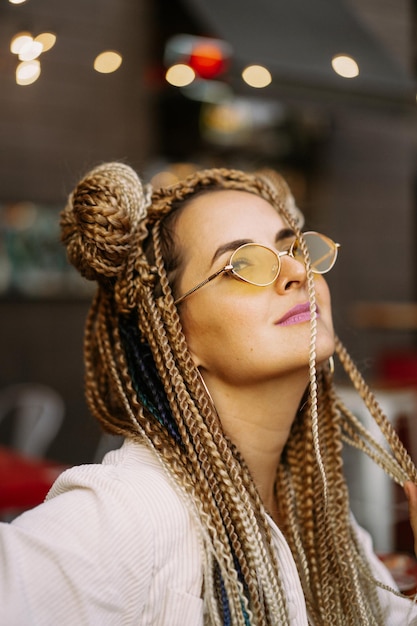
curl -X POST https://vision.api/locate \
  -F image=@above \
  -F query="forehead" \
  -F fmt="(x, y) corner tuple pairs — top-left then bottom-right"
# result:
(175, 189), (287, 247)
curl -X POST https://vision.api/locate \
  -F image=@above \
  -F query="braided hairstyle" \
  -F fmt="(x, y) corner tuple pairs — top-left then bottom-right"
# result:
(61, 162), (417, 625)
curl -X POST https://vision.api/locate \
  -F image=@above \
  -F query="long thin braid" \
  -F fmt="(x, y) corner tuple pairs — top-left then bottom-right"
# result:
(279, 368), (387, 624)
(335, 335), (417, 484)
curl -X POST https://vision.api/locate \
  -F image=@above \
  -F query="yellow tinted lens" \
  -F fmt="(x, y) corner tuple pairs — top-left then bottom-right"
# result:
(293, 232), (336, 273)
(231, 244), (279, 285)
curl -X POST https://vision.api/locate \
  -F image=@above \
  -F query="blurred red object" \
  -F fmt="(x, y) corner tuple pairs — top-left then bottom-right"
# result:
(378, 350), (417, 387)
(0, 445), (66, 518)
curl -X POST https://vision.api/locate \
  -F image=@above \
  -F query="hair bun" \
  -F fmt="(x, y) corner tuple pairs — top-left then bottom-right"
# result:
(61, 162), (151, 282)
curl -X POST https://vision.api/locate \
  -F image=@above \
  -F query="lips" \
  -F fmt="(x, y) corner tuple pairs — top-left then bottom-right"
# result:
(276, 302), (316, 327)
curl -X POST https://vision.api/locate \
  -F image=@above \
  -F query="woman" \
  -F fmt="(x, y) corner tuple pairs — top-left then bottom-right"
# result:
(2, 162), (417, 625)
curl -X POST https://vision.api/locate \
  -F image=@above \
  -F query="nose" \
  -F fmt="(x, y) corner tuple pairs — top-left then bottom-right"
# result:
(274, 252), (307, 293)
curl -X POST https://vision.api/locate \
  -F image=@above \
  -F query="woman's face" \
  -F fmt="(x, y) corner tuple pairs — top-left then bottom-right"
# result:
(174, 189), (335, 387)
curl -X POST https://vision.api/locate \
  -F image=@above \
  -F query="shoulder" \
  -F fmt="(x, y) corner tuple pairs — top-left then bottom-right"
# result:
(7, 440), (203, 624)
(46, 439), (202, 574)
(47, 439), (196, 545)
(50, 439), (182, 504)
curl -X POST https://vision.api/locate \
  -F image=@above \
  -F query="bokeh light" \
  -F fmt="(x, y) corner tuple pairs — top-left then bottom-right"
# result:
(93, 51), (123, 74)
(242, 65), (272, 88)
(34, 33), (56, 53)
(331, 54), (359, 78)
(16, 60), (41, 86)
(10, 32), (32, 55)
(165, 63), (195, 87)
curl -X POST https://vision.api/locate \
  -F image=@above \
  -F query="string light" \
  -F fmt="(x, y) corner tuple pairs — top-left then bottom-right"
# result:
(331, 54), (359, 78)
(18, 40), (43, 61)
(93, 51), (123, 73)
(10, 32), (32, 55)
(242, 65), (272, 88)
(10, 31), (57, 85)
(34, 33), (56, 52)
(166, 63), (195, 87)
(16, 60), (41, 85)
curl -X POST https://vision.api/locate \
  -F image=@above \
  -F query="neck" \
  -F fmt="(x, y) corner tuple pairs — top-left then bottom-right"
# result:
(201, 370), (308, 513)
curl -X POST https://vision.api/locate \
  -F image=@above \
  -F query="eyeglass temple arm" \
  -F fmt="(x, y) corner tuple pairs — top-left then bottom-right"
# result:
(174, 264), (233, 305)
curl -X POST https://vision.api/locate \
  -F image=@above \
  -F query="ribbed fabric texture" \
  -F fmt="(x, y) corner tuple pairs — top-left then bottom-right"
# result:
(0, 439), (416, 625)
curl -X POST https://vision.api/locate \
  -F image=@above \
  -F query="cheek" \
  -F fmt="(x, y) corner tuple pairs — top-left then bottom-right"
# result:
(179, 298), (255, 367)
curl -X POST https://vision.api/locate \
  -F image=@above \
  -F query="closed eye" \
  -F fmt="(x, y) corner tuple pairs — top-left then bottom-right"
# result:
(231, 256), (254, 273)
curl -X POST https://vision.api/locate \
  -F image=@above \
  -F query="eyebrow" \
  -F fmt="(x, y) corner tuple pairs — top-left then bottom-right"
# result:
(210, 228), (296, 266)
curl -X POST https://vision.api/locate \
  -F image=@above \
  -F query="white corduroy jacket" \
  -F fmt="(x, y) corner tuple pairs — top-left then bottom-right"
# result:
(1, 439), (416, 625)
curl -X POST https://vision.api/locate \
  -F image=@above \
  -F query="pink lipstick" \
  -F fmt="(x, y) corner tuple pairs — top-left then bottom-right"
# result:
(277, 302), (314, 327)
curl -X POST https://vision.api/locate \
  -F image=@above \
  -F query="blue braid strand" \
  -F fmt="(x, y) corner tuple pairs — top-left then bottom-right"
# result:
(119, 315), (182, 444)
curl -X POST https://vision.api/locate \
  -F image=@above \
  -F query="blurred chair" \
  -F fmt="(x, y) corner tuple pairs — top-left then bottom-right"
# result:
(0, 383), (65, 458)
(0, 383), (66, 520)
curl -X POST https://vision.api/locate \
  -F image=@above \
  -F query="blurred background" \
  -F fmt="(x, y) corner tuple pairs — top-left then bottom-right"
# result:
(1, 0), (417, 557)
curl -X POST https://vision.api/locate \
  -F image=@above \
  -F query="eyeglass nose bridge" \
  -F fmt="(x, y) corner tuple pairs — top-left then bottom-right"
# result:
(277, 241), (320, 275)
(276, 247), (297, 267)
(277, 249), (291, 260)
(271, 247), (305, 282)
(275, 240), (317, 276)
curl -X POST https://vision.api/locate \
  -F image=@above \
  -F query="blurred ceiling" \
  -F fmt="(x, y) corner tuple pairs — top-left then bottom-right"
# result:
(182, 0), (416, 105)
(0, 0), (415, 204)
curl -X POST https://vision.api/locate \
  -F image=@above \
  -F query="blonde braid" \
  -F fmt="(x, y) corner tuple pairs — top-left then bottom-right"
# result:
(279, 369), (388, 624)
(335, 335), (417, 485)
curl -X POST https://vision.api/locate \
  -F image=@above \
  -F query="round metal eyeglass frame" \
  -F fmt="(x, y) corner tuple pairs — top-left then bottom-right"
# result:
(174, 230), (340, 305)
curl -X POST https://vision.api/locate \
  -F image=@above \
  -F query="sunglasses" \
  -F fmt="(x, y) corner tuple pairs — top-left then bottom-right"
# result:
(174, 231), (340, 305)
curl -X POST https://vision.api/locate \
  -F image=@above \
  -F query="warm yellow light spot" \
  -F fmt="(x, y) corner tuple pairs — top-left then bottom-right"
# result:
(202, 103), (248, 135)
(16, 60), (41, 86)
(18, 40), (43, 61)
(94, 51), (123, 74)
(9, 0), (28, 4)
(242, 65), (272, 88)
(331, 54), (359, 78)
(165, 63), (196, 87)
(34, 32), (56, 52)
(10, 32), (32, 55)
